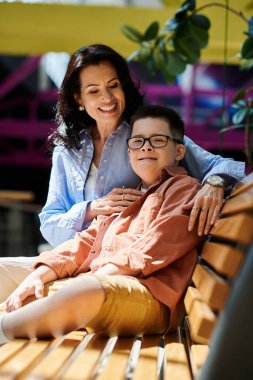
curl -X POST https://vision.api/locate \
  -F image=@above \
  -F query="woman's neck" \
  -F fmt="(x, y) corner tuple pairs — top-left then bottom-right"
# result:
(94, 120), (121, 141)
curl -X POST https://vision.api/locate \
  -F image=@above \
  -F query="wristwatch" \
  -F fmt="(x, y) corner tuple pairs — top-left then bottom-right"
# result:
(206, 175), (225, 188)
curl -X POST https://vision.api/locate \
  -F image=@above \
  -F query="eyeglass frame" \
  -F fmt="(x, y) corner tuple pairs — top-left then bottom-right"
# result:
(127, 134), (183, 150)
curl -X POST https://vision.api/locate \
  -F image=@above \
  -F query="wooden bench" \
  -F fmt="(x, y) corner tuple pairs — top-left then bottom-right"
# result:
(0, 174), (253, 379)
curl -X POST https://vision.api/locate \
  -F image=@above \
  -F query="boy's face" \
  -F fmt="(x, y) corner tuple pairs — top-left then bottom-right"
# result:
(128, 117), (185, 189)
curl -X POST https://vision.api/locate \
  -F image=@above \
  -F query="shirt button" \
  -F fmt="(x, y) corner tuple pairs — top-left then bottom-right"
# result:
(100, 176), (104, 180)
(103, 159), (107, 163)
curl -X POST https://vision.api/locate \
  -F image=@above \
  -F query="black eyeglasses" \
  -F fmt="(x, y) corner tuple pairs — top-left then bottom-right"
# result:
(127, 134), (183, 150)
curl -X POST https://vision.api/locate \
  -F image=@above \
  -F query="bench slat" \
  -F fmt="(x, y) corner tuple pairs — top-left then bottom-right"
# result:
(210, 213), (253, 245)
(0, 340), (27, 367)
(190, 345), (209, 377)
(132, 336), (159, 379)
(222, 188), (253, 215)
(97, 337), (137, 380)
(192, 264), (230, 311)
(0, 340), (51, 379)
(28, 332), (85, 379)
(60, 335), (114, 380)
(165, 342), (192, 380)
(184, 287), (216, 344)
(200, 242), (243, 277)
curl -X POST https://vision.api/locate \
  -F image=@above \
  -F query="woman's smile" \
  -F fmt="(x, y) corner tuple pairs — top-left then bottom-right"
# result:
(77, 61), (126, 130)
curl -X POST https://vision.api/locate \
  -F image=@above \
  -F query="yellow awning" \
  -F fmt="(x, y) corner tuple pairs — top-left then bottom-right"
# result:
(0, 1), (251, 63)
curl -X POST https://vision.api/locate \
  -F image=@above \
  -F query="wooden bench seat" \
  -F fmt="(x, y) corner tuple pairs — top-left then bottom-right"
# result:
(0, 173), (253, 379)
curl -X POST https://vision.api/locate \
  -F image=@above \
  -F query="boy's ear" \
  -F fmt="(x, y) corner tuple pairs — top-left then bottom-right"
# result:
(175, 143), (186, 161)
(127, 148), (131, 157)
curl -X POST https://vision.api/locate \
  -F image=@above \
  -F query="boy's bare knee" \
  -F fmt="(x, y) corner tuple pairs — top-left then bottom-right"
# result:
(75, 274), (106, 302)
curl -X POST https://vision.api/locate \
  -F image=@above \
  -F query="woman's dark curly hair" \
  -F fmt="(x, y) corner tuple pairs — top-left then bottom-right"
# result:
(48, 44), (143, 150)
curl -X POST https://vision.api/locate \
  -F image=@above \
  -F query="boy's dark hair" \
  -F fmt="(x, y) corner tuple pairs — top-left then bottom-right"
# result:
(130, 105), (184, 142)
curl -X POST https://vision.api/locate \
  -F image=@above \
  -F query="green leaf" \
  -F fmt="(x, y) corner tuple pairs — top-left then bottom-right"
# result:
(232, 99), (247, 109)
(144, 21), (159, 41)
(181, 0), (196, 11)
(153, 48), (186, 77)
(166, 51), (187, 75)
(175, 8), (188, 21)
(127, 49), (140, 62)
(177, 0), (195, 15)
(190, 14), (211, 30)
(120, 24), (143, 43)
(153, 48), (177, 82)
(241, 36), (253, 59)
(146, 55), (156, 75)
(153, 49), (165, 70)
(159, 65), (177, 84)
(232, 87), (247, 103)
(248, 16), (253, 37)
(232, 108), (250, 124)
(138, 44), (152, 63)
(220, 123), (253, 133)
(240, 58), (253, 70)
(164, 17), (181, 32)
(174, 37), (200, 63)
(188, 20), (209, 49)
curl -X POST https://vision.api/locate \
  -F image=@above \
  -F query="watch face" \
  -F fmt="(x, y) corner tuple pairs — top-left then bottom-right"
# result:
(209, 175), (224, 185)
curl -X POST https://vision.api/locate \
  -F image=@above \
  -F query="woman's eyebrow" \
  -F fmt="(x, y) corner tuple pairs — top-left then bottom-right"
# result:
(83, 77), (119, 89)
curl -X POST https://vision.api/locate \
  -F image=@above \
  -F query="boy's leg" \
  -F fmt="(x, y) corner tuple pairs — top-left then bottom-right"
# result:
(0, 256), (37, 302)
(86, 275), (169, 336)
(2, 274), (106, 341)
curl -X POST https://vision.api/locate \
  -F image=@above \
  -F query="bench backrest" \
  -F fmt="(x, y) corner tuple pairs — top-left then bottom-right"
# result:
(183, 172), (253, 376)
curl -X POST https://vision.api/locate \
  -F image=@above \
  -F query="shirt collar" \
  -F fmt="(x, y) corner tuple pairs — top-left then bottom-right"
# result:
(137, 166), (189, 191)
(78, 121), (130, 143)
(160, 166), (188, 181)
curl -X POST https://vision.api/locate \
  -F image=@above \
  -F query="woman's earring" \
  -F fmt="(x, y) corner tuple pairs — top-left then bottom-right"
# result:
(79, 105), (84, 111)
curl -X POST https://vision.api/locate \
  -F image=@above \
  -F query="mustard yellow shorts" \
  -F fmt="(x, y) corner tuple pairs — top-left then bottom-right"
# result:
(45, 274), (169, 337)
(85, 274), (169, 336)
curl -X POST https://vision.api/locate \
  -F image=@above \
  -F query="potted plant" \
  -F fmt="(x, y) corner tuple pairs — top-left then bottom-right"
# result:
(120, 0), (253, 170)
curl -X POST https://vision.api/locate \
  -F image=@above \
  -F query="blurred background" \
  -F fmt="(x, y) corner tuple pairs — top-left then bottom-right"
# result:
(0, 0), (252, 257)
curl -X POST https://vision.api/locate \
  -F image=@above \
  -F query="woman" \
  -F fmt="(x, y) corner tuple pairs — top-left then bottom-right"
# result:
(0, 44), (245, 302)
(39, 44), (244, 247)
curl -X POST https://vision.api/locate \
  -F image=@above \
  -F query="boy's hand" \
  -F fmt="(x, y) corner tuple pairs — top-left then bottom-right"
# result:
(4, 265), (57, 312)
(5, 277), (45, 312)
(188, 184), (224, 236)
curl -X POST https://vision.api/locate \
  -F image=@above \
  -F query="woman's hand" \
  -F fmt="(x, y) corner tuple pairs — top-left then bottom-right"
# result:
(88, 187), (143, 218)
(4, 266), (57, 312)
(188, 184), (224, 236)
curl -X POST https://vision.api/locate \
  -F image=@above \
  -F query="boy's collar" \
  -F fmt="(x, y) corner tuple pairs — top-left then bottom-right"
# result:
(138, 166), (188, 190)
(160, 166), (188, 180)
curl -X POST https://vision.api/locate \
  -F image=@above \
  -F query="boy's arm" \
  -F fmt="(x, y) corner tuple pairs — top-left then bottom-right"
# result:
(90, 178), (203, 276)
(34, 218), (104, 279)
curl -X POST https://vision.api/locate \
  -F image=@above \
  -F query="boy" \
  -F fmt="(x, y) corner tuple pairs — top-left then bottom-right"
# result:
(0, 105), (202, 344)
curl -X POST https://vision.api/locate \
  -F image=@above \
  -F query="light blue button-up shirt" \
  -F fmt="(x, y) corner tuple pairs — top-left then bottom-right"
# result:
(39, 121), (245, 247)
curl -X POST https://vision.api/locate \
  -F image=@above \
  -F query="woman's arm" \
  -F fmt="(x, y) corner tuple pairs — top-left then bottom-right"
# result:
(39, 148), (94, 247)
(39, 149), (142, 247)
(182, 136), (245, 235)
(182, 136), (245, 184)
